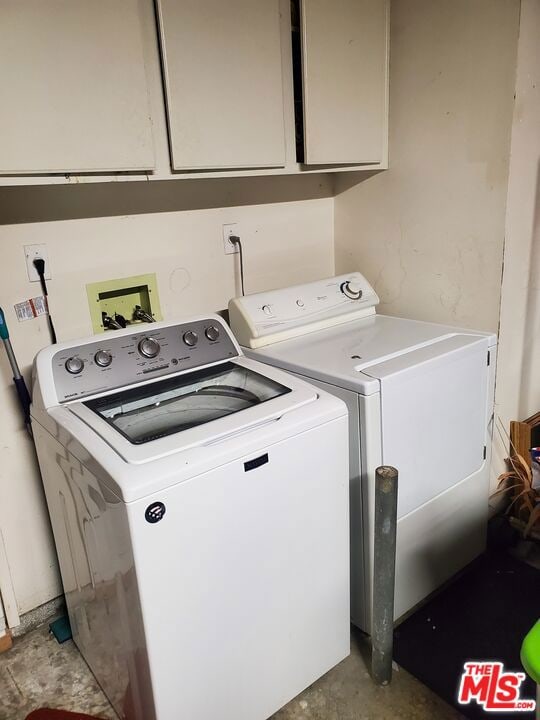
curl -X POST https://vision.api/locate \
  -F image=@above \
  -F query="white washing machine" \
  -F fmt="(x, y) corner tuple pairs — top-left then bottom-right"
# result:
(229, 273), (497, 633)
(31, 315), (350, 720)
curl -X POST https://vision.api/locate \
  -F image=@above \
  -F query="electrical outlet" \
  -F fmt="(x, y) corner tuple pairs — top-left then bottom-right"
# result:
(223, 224), (240, 254)
(24, 244), (51, 282)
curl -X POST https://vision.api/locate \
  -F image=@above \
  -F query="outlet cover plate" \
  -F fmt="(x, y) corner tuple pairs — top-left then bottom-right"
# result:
(24, 244), (51, 282)
(223, 224), (240, 254)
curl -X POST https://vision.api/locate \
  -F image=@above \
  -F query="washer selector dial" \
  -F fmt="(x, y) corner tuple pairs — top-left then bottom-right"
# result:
(94, 350), (112, 368)
(205, 326), (220, 342)
(138, 337), (160, 358)
(183, 330), (198, 347)
(340, 279), (363, 300)
(65, 356), (84, 375)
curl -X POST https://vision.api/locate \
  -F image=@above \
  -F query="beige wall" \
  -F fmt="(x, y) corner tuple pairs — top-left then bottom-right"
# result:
(0, 175), (334, 618)
(334, 0), (520, 333)
(493, 0), (540, 481)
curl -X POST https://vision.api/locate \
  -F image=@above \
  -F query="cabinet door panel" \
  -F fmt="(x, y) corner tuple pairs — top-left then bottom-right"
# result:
(0, 0), (155, 174)
(158, 0), (286, 170)
(301, 0), (388, 165)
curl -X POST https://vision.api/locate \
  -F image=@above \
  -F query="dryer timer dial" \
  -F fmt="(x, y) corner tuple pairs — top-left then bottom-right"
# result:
(341, 280), (363, 300)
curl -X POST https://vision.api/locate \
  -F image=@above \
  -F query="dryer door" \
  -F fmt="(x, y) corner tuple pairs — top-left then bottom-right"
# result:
(362, 335), (490, 519)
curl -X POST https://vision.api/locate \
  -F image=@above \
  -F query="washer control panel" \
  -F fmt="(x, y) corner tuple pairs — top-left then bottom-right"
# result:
(52, 319), (236, 403)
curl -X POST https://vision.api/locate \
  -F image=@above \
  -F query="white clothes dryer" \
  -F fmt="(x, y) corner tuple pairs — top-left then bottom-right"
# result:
(229, 273), (497, 632)
(31, 315), (350, 720)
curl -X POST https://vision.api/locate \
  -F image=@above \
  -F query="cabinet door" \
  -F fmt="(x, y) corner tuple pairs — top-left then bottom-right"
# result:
(0, 0), (155, 174)
(157, 0), (286, 171)
(301, 0), (389, 165)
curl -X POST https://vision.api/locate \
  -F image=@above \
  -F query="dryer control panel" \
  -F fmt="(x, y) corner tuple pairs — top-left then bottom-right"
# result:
(51, 318), (238, 403)
(229, 272), (379, 349)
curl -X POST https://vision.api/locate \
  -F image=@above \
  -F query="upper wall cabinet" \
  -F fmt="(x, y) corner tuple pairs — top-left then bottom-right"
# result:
(299, 0), (389, 165)
(0, 0), (389, 183)
(157, 0), (287, 171)
(0, 0), (155, 174)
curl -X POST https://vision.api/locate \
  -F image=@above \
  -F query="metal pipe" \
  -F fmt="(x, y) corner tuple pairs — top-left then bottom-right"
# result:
(372, 465), (399, 685)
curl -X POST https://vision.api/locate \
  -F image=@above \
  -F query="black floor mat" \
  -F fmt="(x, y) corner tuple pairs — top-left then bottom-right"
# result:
(393, 551), (540, 719)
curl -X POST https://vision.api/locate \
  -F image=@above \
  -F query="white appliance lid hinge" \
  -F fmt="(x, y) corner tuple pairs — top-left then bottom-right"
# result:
(487, 350), (491, 366)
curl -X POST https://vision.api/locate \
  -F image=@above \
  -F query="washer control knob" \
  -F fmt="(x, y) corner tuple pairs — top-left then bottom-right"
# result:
(94, 350), (112, 368)
(65, 356), (84, 375)
(341, 279), (363, 300)
(183, 330), (198, 347)
(138, 337), (160, 358)
(205, 326), (220, 342)
(262, 304), (272, 316)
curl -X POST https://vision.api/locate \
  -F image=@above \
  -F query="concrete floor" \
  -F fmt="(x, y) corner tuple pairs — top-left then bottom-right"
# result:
(0, 624), (462, 720)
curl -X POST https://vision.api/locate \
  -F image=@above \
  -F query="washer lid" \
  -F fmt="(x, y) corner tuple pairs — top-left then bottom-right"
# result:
(65, 357), (320, 464)
(246, 314), (496, 395)
(83, 360), (290, 445)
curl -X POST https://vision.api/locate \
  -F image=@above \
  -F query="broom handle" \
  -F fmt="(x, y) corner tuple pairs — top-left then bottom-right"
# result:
(0, 307), (31, 429)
